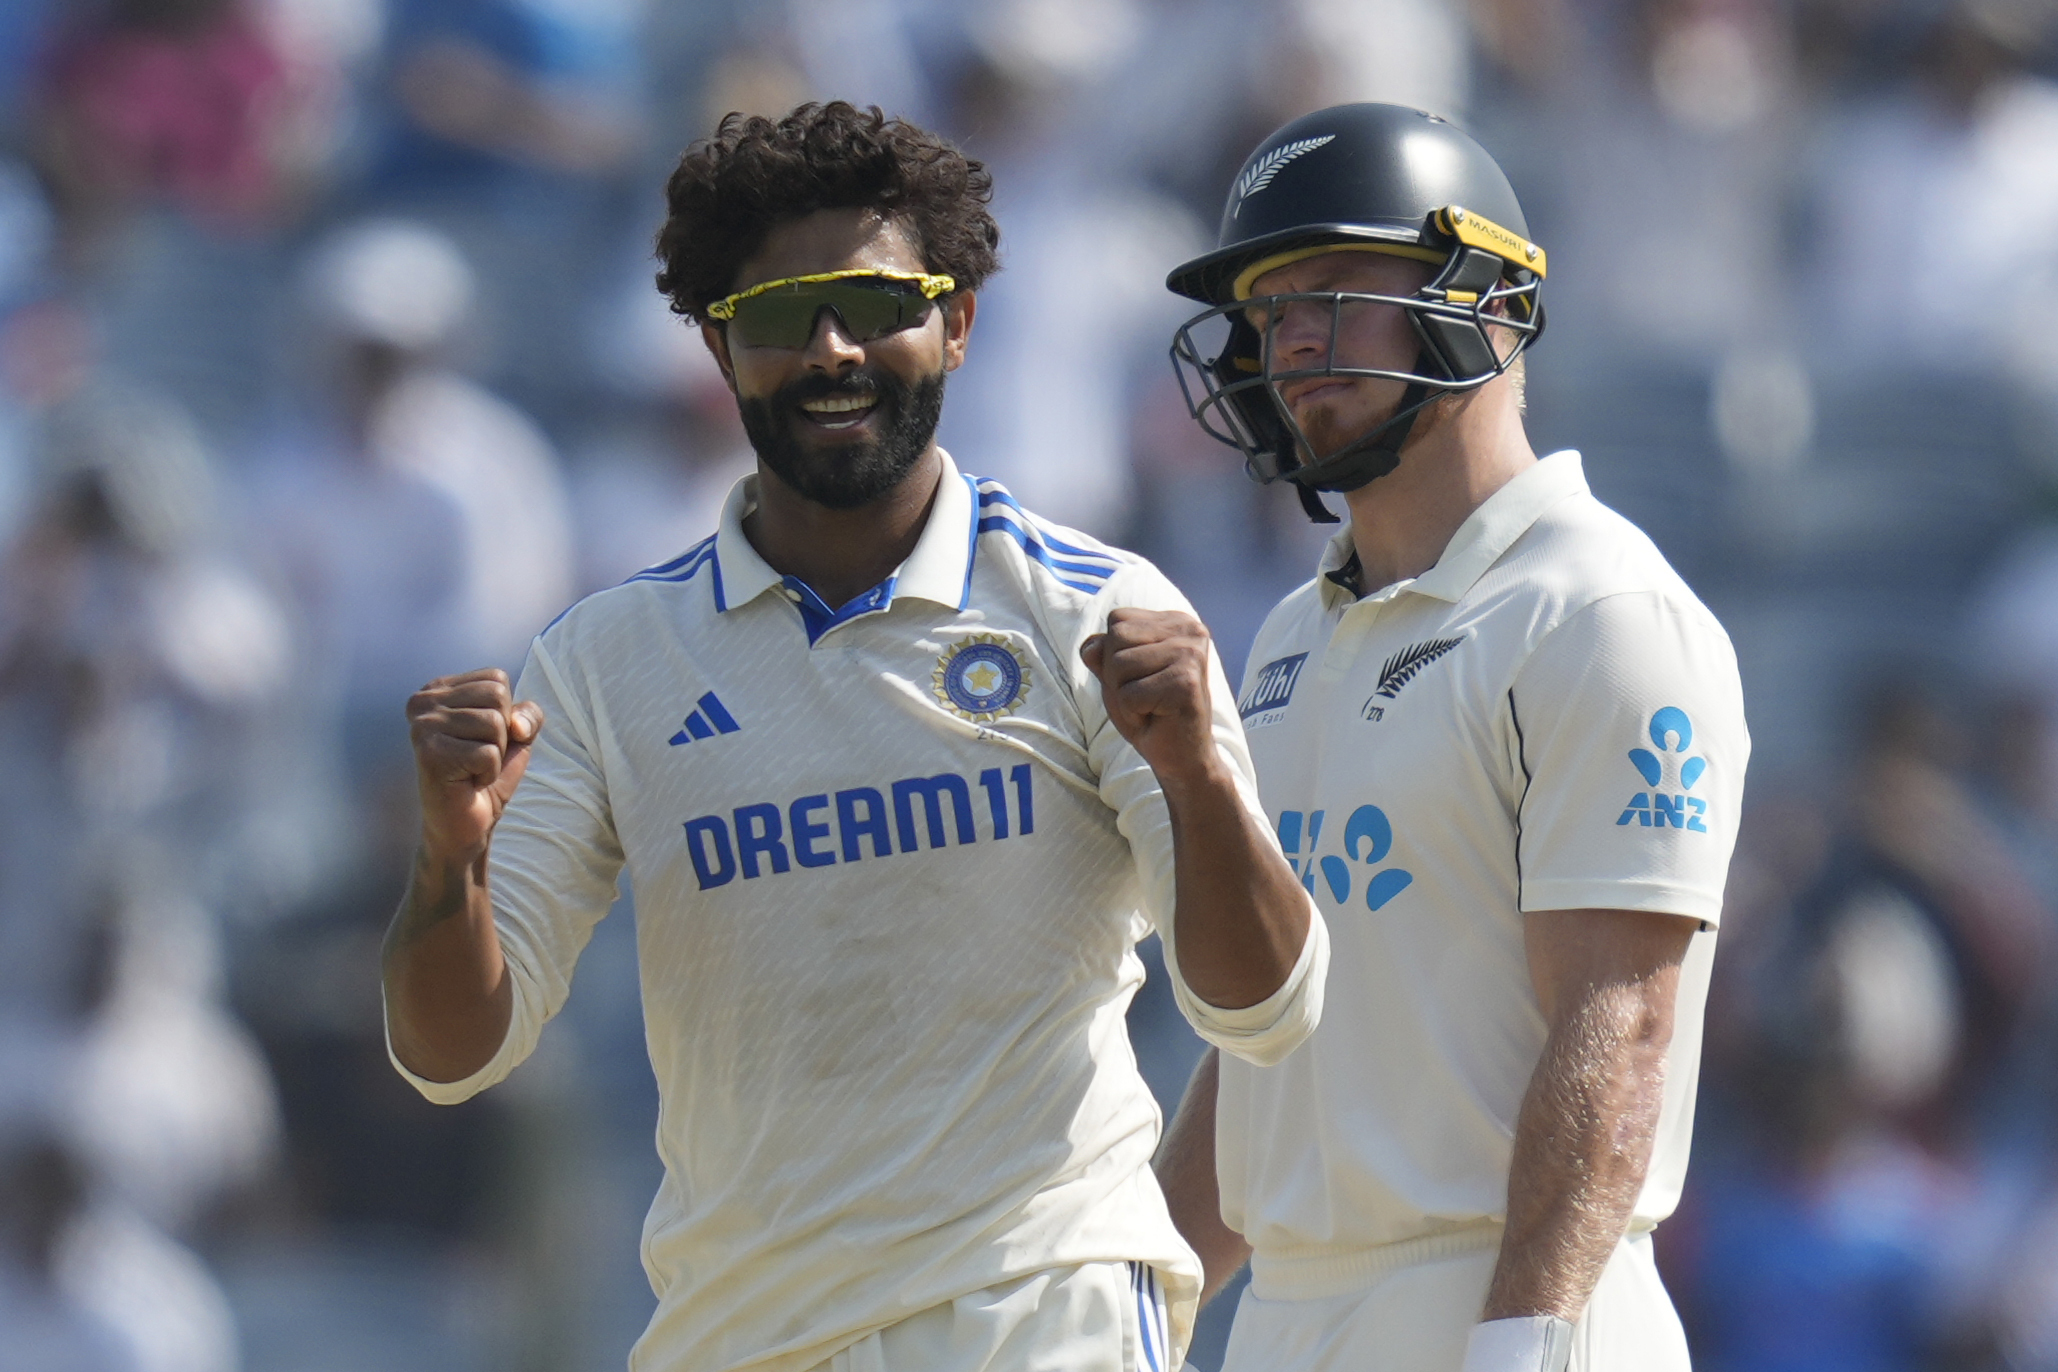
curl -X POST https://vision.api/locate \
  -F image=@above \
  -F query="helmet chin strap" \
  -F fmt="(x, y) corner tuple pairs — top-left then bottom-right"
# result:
(1280, 373), (1441, 521)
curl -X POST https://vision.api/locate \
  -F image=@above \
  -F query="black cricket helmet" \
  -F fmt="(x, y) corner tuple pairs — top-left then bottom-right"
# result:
(1168, 103), (1545, 521)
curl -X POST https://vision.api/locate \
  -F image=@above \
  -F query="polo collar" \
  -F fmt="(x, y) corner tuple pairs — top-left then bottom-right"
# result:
(711, 450), (979, 631)
(1316, 450), (1588, 609)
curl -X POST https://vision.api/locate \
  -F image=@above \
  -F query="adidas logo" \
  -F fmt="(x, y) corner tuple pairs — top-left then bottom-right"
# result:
(669, 692), (741, 746)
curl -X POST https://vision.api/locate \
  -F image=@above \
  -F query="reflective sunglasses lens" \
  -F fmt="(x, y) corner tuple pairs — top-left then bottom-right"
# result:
(726, 289), (816, 348)
(729, 281), (930, 348)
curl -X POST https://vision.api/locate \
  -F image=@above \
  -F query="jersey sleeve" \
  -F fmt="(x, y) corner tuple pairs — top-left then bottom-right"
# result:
(1083, 563), (1329, 1067)
(1508, 590), (1749, 925)
(386, 633), (627, 1104)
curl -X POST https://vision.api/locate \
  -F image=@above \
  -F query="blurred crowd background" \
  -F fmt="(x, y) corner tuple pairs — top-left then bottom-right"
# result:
(1, 0), (2056, 1368)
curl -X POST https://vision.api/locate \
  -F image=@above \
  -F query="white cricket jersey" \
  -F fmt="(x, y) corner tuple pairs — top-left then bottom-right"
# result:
(1217, 451), (1748, 1290)
(389, 453), (1326, 1372)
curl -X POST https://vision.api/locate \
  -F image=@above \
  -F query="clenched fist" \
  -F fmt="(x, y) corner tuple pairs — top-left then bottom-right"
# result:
(1081, 608), (1225, 787)
(407, 668), (544, 865)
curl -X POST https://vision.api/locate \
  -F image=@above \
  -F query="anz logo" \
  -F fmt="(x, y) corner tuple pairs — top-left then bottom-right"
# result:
(1618, 706), (1710, 832)
(1276, 805), (1414, 911)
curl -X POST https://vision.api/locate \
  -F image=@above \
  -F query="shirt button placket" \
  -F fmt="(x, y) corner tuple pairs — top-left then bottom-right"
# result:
(1317, 599), (1381, 687)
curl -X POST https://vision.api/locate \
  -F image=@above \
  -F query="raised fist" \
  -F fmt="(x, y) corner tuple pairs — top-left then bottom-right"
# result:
(406, 668), (544, 864)
(1081, 607), (1222, 786)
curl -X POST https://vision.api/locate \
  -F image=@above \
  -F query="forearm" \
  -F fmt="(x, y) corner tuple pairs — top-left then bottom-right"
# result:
(1154, 1048), (1252, 1301)
(381, 844), (513, 1084)
(1159, 759), (1310, 1008)
(1484, 988), (1673, 1321)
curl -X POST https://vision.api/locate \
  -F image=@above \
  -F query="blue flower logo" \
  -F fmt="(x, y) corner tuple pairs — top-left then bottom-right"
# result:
(1278, 805), (1414, 911)
(1629, 706), (1704, 788)
(1618, 706), (1710, 831)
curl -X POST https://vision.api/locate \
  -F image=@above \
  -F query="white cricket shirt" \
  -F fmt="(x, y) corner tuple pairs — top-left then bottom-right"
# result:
(1217, 452), (1747, 1293)
(389, 453), (1326, 1372)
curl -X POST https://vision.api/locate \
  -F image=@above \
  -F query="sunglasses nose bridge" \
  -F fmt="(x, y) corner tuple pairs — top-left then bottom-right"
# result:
(799, 303), (867, 364)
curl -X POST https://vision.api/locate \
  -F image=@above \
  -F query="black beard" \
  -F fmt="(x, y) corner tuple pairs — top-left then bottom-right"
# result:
(739, 366), (946, 510)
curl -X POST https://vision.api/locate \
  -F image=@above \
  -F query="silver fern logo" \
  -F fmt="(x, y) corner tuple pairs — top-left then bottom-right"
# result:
(1374, 637), (1463, 699)
(1359, 636), (1463, 722)
(1232, 135), (1335, 216)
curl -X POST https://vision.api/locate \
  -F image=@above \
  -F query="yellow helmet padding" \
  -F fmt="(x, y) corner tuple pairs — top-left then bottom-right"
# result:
(1230, 208), (1547, 303)
(1231, 243), (1447, 302)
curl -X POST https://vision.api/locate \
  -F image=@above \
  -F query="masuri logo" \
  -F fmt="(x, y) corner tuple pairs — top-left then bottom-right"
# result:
(1617, 706), (1709, 832)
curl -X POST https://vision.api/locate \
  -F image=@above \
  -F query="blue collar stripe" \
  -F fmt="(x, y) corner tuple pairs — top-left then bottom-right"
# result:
(634, 535), (717, 579)
(957, 473), (980, 610)
(976, 516), (1110, 593)
(976, 513), (1118, 582)
(539, 532), (718, 639)
(626, 539), (717, 585)
(974, 487), (1122, 565)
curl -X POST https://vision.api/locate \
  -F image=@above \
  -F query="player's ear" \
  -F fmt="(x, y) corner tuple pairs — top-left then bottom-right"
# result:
(941, 291), (975, 373)
(700, 322), (737, 391)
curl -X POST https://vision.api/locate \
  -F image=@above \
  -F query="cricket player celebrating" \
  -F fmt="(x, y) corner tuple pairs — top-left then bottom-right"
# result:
(1155, 104), (1748, 1371)
(380, 102), (1327, 1372)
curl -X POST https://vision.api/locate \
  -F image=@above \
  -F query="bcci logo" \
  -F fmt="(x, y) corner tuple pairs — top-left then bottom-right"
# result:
(933, 634), (1030, 722)
(1618, 706), (1710, 832)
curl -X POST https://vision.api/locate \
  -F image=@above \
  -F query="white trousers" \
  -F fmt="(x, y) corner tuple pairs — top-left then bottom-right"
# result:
(811, 1262), (1175, 1372)
(1221, 1230), (1689, 1372)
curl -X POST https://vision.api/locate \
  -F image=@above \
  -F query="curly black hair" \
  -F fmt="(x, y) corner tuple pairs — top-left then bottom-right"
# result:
(655, 102), (1001, 324)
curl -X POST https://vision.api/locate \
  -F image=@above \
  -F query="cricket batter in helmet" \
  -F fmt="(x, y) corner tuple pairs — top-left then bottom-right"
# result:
(1168, 103), (1545, 522)
(1152, 101), (1749, 1372)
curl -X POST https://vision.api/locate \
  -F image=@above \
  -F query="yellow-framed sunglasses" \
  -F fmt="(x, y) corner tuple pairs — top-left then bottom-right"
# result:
(704, 269), (957, 349)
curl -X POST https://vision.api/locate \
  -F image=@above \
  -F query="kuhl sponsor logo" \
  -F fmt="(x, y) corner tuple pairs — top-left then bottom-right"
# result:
(1239, 652), (1308, 722)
